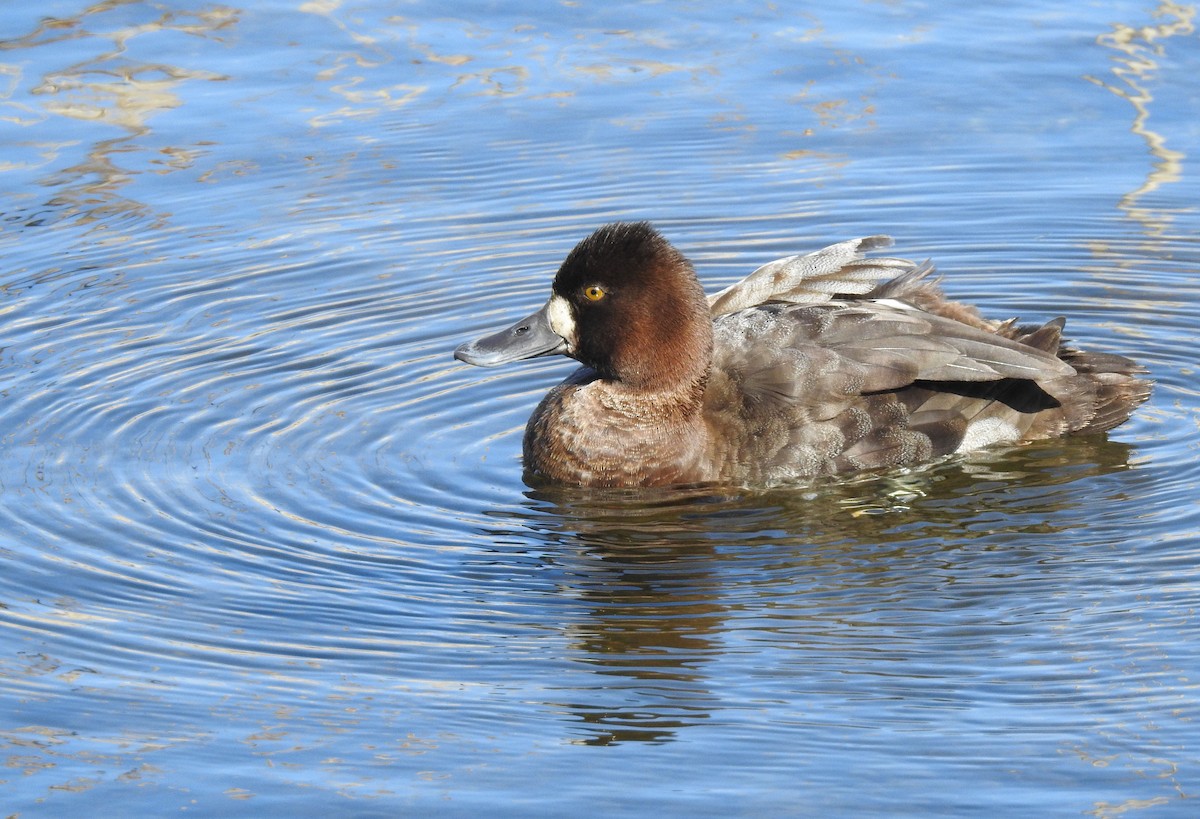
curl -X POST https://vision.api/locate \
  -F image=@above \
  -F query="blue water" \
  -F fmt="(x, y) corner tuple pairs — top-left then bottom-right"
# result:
(1, 1), (1198, 815)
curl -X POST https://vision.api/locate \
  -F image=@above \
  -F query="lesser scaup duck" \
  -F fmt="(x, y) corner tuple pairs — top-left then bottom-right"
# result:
(455, 222), (1152, 488)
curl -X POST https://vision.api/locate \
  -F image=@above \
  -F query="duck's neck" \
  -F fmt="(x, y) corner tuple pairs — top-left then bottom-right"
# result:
(614, 285), (714, 415)
(598, 371), (708, 421)
(531, 367), (712, 487)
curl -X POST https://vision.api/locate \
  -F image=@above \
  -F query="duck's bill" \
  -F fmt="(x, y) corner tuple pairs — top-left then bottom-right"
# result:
(454, 302), (568, 367)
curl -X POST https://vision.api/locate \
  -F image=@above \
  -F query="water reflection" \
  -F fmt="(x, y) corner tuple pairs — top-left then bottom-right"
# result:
(0, 3), (238, 227)
(299, 1), (430, 128)
(493, 437), (1145, 744)
(557, 544), (726, 745)
(1085, 1), (1195, 237)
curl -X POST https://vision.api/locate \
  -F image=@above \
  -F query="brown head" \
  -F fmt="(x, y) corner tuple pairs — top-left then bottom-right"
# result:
(545, 222), (712, 392)
(456, 222), (713, 397)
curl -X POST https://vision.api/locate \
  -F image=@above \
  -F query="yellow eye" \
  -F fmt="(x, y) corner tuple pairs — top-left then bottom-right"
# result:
(584, 285), (606, 302)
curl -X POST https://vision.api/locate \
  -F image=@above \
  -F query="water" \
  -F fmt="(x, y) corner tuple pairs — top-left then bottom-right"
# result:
(1, 0), (1197, 815)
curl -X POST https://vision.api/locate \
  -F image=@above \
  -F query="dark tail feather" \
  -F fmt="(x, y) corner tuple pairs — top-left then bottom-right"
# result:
(1059, 346), (1153, 434)
(1016, 317), (1065, 352)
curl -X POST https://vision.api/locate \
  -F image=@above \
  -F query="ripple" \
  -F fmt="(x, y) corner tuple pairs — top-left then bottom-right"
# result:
(3, 183), (1193, 703)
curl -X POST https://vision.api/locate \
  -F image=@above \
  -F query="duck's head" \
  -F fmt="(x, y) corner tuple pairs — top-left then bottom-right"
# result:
(455, 222), (712, 390)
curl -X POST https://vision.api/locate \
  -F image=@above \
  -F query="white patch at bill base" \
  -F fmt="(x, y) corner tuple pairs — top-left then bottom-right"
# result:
(546, 295), (577, 350)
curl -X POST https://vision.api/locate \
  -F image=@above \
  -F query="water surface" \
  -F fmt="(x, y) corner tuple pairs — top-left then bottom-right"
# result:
(2, 1), (1198, 815)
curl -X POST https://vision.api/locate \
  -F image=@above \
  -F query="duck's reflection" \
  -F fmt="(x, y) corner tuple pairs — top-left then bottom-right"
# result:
(488, 436), (1143, 745)
(534, 515), (728, 745)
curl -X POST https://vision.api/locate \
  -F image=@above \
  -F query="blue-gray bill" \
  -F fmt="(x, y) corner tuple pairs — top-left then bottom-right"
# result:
(454, 302), (567, 367)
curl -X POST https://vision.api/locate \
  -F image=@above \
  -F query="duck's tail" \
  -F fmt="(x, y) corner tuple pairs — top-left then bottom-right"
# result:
(875, 265), (1154, 435)
(1056, 344), (1153, 434)
(998, 317), (1151, 435)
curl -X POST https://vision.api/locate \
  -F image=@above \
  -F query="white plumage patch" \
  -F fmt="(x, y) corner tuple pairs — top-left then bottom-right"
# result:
(957, 418), (1020, 452)
(872, 298), (918, 312)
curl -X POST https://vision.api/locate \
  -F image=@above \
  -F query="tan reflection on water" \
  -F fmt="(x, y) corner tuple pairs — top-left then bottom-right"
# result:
(300, 1), (428, 127)
(1085, 1), (1196, 237)
(0, 3), (238, 226)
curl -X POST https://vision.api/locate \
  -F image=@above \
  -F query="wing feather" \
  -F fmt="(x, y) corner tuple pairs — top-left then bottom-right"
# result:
(713, 301), (1075, 414)
(707, 236), (924, 316)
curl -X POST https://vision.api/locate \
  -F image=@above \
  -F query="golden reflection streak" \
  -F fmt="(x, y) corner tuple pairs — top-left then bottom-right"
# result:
(1084, 1), (1196, 237)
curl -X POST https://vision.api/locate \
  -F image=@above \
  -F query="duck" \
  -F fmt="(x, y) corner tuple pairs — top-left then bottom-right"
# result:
(454, 222), (1152, 488)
